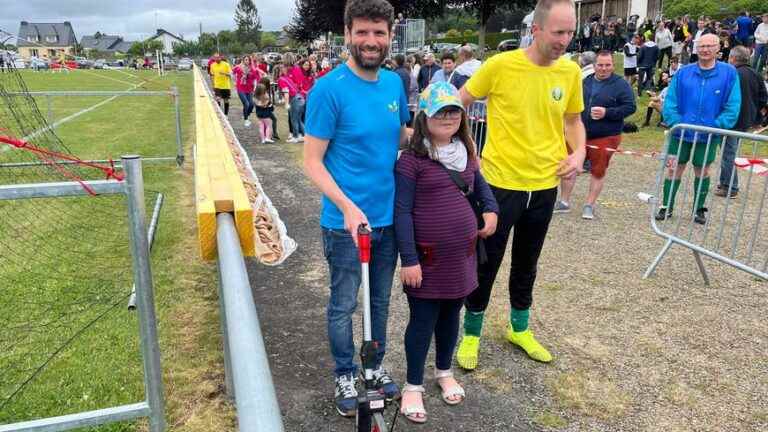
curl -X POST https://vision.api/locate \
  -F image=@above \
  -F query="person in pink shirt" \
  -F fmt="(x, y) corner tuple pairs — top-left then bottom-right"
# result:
(233, 56), (259, 127)
(298, 59), (316, 95)
(278, 63), (305, 142)
(253, 53), (269, 75)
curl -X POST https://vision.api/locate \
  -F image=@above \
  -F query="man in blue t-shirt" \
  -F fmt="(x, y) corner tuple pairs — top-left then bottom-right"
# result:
(303, 0), (410, 418)
(736, 11), (754, 46)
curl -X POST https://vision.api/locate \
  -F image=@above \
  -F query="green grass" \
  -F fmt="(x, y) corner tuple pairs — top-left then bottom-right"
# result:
(0, 69), (234, 430)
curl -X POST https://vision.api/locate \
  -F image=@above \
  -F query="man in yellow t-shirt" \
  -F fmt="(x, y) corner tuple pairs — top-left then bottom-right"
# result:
(209, 55), (232, 115)
(455, 0), (586, 370)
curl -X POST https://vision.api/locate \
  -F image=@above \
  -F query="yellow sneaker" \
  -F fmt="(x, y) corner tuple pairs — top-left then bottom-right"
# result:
(456, 335), (480, 370)
(505, 328), (552, 363)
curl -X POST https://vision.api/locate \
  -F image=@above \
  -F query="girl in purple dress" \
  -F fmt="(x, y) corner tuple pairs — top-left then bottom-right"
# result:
(395, 82), (499, 423)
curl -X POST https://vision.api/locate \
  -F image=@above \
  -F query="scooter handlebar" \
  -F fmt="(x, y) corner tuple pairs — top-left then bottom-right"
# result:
(357, 224), (371, 263)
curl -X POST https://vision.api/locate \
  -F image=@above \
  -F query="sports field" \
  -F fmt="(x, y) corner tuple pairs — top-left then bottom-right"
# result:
(0, 68), (234, 431)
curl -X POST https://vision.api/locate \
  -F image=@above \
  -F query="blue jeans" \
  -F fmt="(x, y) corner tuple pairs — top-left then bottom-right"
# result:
(753, 44), (767, 73)
(322, 226), (397, 377)
(719, 135), (740, 192)
(237, 91), (254, 120)
(289, 95), (305, 136)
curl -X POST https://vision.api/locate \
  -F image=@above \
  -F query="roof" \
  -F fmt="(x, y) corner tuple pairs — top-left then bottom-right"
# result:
(149, 29), (184, 42)
(81, 34), (123, 51)
(17, 21), (77, 47)
(113, 41), (134, 52)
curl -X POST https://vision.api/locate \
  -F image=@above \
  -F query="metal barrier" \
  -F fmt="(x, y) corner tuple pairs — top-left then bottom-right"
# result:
(0, 156), (166, 432)
(215, 213), (284, 432)
(392, 19), (426, 55)
(643, 124), (768, 283)
(4, 89), (184, 165)
(467, 100), (488, 156)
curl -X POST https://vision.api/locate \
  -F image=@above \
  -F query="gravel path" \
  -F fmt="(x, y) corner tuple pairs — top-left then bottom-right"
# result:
(228, 104), (768, 432)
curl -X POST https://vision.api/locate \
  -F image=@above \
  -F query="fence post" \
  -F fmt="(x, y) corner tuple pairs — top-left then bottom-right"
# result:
(46, 94), (53, 126)
(171, 86), (184, 166)
(123, 155), (166, 432)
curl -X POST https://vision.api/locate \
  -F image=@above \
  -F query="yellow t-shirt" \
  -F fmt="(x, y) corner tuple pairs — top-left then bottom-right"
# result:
(210, 61), (232, 90)
(465, 49), (584, 191)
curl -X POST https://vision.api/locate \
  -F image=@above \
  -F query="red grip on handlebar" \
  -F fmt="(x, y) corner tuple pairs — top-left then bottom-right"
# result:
(358, 224), (371, 263)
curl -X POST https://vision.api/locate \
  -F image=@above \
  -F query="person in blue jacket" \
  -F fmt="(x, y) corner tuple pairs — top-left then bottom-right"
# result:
(658, 33), (741, 225)
(556, 50), (636, 220)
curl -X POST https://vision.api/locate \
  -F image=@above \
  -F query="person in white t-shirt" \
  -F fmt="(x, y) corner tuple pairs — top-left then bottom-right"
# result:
(623, 34), (640, 86)
(753, 14), (768, 73)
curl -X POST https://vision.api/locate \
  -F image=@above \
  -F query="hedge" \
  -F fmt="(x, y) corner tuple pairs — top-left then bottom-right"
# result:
(427, 32), (519, 49)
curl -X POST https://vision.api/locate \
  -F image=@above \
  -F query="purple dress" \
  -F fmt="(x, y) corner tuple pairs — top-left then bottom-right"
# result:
(394, 151), (498, 299)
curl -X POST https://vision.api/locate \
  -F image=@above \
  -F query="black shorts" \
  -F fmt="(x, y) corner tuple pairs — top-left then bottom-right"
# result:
(624, 67), (637, 76)
(214, 88), (231, 99)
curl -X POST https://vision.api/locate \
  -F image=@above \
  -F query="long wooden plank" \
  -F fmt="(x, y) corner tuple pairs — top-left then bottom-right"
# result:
(193, 65), (254, 259)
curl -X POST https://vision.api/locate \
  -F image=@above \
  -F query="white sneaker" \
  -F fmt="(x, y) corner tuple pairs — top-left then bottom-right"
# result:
(297, 135), (305, 142)
(244, 119), (251, 128)
(265, 138), (274, 143)
(286, 136), (299, 143)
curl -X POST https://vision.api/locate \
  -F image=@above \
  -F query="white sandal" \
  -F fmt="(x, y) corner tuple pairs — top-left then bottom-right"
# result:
(434, 369), (465, 405)
(400, 383), (427, 423)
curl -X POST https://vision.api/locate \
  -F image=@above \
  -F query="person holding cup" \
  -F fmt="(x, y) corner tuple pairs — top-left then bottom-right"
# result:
(557, 50), (636, 220)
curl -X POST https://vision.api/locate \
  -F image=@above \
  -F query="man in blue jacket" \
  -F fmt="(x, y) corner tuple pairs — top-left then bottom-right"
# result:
(658, 33), (741, 225)
(556, 50), (636, 220)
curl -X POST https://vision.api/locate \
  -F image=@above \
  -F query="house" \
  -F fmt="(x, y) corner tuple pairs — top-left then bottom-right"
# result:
(80, 32), (134, 55)
(16, 21), (77, 60)
(575, 0), (663, 25)
(262, 30), (291, 53)
(146, 29), (184, 55)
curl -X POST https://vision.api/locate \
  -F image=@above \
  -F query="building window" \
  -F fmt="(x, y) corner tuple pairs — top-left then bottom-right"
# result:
(31, 49), (39, 57)
(28, 36), (39, 42)
(46, 35), (58, 43)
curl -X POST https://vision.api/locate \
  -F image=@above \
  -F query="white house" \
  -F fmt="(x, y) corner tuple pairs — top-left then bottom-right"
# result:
(146, 29), (184, 54)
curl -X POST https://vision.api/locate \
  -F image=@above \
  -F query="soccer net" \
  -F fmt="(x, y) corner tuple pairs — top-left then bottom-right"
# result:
(0, 61), (158, 421)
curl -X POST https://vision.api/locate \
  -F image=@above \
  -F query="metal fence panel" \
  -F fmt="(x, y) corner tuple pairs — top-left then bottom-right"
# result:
(643, 124), (768, 283)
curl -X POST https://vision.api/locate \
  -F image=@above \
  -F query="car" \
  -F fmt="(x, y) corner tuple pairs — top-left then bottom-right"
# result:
(29, 58), (48, 70)
(105, 59), (125, 69)
(177, 58), (194, 71)
(162, 59), (177, 70)
(265, 52), (282, 63)
(433, 42), (460, 54)
(13, 58), (27, 69)
(497, 38), (520, 52)
(74, 56), (93, 69)
(93, 59), (107, 69)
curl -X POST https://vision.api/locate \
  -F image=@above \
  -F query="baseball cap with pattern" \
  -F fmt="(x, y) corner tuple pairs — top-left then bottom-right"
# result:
(418, 81), (465, 118)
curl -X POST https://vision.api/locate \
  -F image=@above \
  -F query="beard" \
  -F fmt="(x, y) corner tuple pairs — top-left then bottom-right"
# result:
(349, 41), (389, 71)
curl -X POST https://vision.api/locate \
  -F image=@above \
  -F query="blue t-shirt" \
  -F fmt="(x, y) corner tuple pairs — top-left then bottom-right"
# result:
(305, 64), (410, 229)
(737, 16), (753, 40)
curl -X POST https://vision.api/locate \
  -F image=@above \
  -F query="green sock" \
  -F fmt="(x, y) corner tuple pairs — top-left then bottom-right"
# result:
(662, 178), (682, 210)
(463, 310), (485, 337)
(510, 308), (530, 332)
(693, 176), (710, 210)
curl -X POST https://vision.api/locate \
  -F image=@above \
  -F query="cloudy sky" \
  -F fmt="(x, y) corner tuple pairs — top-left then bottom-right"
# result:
(0, 0), (296, 43)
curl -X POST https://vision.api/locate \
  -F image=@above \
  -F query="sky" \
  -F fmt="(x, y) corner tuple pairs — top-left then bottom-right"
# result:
(0, 0), (296, 44)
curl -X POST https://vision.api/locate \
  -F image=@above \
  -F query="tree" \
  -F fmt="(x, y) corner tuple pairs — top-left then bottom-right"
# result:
(450, 0), (535, 57)
(127, 39), (164, 57)
(235, 0), (262, 47)
(663, 0), (764, 18)
(260, 32), (277, 49)
(289, 0), (450, 43)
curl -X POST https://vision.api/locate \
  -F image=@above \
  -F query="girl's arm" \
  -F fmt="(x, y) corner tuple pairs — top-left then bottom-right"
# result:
(395, 168), (422, 288)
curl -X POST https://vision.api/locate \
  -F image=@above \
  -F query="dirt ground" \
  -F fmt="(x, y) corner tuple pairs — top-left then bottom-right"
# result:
(227, 105), (768, 432)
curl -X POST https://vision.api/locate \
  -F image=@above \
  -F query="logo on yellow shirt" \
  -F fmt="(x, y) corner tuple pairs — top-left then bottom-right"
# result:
(552, 87), (564, 102)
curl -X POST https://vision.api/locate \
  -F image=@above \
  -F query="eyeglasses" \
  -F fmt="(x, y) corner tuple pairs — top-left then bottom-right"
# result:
(698, 44), (719, 50)
(432, 108), (462, 120)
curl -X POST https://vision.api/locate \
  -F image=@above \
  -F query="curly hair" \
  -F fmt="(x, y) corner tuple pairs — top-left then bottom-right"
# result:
(344, 0), (394, 31)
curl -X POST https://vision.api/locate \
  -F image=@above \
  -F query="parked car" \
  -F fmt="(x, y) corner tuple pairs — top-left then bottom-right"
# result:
(177, 58), (194, 71)
(29, 58), (49, 70)
(105, 59), (125, 69)
(13, 58), (27, 69)
(433, 43), (460, 54)
(93, 59), (107, 69)
(497, 39), (520, 52)
(265, 52), (282, 63)
(162, 59), (177, 70)
(74, 56), (93, 69)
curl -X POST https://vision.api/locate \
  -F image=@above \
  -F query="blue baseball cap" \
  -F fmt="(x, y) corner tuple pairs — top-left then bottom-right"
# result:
(418, 81), (464, 118)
